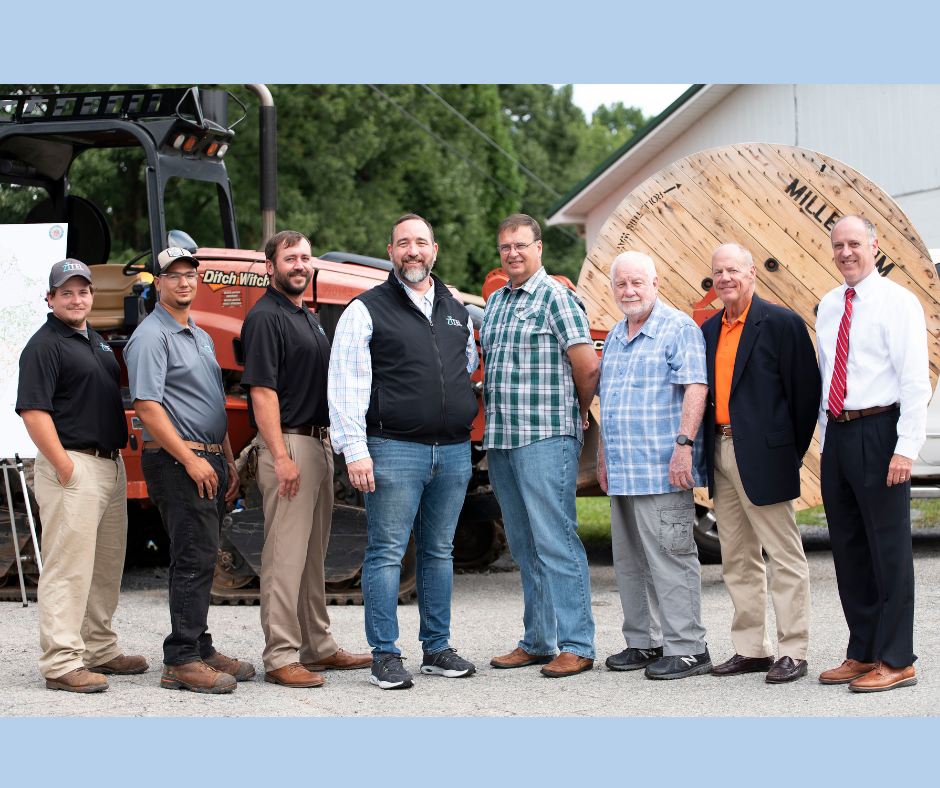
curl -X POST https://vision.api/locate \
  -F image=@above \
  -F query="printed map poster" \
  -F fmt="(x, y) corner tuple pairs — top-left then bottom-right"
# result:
(0, 223), (68, 457)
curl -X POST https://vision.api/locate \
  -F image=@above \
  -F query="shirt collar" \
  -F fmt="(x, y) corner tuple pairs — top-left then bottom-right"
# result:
(505, 265), (547, 295)
(721, 297), (752, 328)
(619, 299), (664, 345)
(154, 302), (197, 333)
(264, 285), (305, 313)
(394, 273), (435, 305)
(47, 312), (88, 339)
(845, 269), (881, 300)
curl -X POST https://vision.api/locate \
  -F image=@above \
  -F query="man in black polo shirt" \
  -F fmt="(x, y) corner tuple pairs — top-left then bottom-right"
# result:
(17, 259), (146, 693)
(241, 230), (370, 688)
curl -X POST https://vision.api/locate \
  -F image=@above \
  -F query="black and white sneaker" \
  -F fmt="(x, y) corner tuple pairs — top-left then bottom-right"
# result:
(605, 646), (664, 671)
(369, 653), (413, 689)
(645, 649), (713, 680)
(420, 648), (476, 678)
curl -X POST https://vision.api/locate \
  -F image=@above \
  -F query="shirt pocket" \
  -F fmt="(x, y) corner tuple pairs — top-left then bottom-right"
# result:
(659, 507), (695, 555)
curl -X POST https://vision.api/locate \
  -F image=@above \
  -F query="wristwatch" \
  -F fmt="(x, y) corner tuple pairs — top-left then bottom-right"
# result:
(676, 434), (694, 446)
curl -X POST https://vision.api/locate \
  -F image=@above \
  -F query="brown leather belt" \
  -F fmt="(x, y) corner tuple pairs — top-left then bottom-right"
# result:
(826, 403), (899, 423)
(282, 425), (329, 439)
(143, 440), (224, 454)
(715, 425), (733, 437)
(68, 447), (120, 460)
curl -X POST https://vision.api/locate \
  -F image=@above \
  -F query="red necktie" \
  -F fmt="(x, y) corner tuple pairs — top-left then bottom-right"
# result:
(827, 287), (856, 416)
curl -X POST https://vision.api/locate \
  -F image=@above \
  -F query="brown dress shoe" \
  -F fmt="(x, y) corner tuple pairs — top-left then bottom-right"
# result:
(490, 647), (556, 669)
(88, 654), (149, 675)
(204, 652), (256, 681)
(818, 658), (877, 684)
(712, 654), (774, 676)
(162, 661), (237, 694)
(540, 652), (595, 678)
(849, 661), (917, 693)
(765, 656), (808, 683)
(265, 662), (326, 688)
(46, 666), (109, 693)
(303, 648), (372, 671)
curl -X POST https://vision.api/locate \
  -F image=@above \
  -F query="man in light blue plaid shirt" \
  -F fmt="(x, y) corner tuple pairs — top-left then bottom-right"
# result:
(483, 214), (600, 679)
(597, 251), (712, 681)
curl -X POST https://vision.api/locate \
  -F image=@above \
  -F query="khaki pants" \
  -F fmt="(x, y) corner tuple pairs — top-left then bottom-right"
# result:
(713, 436), (811, 660)
(33, 450), (128, 679)
(257, 433), (338, 672)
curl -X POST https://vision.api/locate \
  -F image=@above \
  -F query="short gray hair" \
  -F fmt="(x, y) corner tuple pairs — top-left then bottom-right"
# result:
(711, 243), (754, 268)
(610, 251), (657, 286)
(830, 214), (877, 245)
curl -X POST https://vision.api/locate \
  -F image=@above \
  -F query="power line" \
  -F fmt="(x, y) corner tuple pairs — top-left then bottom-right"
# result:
(419, 84), (561, 199)
(367, 85), (581, 244)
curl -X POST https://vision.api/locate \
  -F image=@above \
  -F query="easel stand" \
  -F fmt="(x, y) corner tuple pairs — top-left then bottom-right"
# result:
(3, 454), (42, 607)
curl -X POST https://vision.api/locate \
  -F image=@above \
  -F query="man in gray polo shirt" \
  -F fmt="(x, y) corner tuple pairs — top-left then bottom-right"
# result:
(125, 247), (255, 694)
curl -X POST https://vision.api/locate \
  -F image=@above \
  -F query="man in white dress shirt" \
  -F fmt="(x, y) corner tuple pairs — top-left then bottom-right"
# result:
(816, 214), (931, 693)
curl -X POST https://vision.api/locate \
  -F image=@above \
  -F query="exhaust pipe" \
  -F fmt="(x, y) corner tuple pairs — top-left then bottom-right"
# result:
(244, 84), (277, 247)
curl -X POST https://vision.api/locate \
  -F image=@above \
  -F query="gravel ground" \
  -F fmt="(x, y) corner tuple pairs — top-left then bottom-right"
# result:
(2, 541), (939, 717)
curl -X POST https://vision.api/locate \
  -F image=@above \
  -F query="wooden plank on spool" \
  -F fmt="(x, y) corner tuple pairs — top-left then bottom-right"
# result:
(578, 143), (940, 512)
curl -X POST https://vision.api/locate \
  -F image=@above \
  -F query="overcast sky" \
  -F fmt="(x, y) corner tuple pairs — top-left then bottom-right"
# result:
(556, 84), (693, 120)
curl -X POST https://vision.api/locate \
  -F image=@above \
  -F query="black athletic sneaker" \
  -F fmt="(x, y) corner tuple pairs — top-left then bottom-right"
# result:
(420, 648), (476, 678)
(605, 646), (664, 671)
(645, 649), (713, 680)
(369, 653), (413, 689)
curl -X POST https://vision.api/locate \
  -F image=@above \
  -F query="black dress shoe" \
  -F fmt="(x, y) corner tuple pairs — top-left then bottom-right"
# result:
(765, 656), (808, 683)
(712, 653), (775, 676)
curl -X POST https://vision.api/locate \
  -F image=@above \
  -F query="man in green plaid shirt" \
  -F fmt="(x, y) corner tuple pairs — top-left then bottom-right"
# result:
(482, 214), (600, 679)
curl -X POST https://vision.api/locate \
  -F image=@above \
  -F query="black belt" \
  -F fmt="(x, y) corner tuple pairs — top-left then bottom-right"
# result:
(282, 425), (329, 439)
(67, 447), (120, 460)
(826, 403), (899, 422)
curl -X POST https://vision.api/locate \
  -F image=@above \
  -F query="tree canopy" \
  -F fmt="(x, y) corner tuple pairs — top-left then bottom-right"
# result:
(0, 84), (647, 292)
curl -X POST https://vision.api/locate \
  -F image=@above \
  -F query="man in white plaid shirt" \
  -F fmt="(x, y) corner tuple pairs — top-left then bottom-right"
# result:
(597, 251), (712, 680)
(483, 214), (600, 679)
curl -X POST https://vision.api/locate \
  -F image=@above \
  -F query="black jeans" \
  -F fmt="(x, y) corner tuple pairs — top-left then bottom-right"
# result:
(141, 448), (228, 666)
(821, 408), (916, 668)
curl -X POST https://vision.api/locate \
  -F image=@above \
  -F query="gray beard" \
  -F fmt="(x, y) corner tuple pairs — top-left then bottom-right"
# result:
(395, 259), (433, 284)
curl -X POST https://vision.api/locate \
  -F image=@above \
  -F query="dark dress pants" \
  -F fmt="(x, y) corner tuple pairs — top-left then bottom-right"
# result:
(821, 408), (916, 668)
(141, 448), (228, 666)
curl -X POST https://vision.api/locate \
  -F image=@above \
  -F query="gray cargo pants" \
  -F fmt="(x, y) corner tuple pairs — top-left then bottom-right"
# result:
(610, 490), (707, 656)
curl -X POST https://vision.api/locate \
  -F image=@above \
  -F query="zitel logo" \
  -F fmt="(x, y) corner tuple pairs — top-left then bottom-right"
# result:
(62, 262), (84, 271)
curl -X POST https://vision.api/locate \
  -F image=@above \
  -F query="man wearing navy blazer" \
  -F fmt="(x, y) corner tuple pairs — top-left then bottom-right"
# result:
(701, 243), (821, 684)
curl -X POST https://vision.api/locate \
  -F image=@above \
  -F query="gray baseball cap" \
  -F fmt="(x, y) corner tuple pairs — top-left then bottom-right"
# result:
(156, 247), (199, 276)
(49, 258), (93, 288)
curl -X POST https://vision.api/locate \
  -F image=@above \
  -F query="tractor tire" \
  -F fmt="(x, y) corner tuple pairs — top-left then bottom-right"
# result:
(694, 505), (722, 564)
(452, 518), (507, 570)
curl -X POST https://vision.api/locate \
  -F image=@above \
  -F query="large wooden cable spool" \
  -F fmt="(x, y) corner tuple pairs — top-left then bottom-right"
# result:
(577, 143), (940, 511)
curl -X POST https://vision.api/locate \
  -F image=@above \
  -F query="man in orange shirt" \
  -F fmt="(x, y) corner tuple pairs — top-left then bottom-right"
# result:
(701, 243), (820, 683)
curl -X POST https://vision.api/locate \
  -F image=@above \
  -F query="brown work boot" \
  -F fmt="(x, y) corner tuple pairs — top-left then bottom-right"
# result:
(490, 646), (555, 669)
(849, 661), (917, 693)
(204, 651), (256, 681)
(540, 652), (595, 678)
(265, 662), (325, 687)
(46, 666), (109, 693)
(161, 661), (237, 694)
(303, 648), (372, 671)
(88, 654), (149, 675)
(818, 658), (877, 685)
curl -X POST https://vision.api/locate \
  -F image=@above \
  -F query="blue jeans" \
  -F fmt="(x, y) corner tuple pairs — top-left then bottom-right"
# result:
(362, 438), (472, 656)
(488, 436), (595, 659)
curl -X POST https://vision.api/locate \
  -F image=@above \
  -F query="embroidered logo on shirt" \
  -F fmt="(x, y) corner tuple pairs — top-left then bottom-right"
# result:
(446, 316), (462, 327)
(318, 324), (326, 335)
(99, 342), (113, 352)
(203, 343), (212, 353)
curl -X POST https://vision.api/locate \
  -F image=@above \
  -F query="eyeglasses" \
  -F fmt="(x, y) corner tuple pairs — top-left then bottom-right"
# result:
(497, 241), (538, 254)
(160, 271), (199, 284)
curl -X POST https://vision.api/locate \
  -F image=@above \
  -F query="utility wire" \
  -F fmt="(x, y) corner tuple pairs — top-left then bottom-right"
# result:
(367, 85), (581, 244)
(420, 84), (561, 200)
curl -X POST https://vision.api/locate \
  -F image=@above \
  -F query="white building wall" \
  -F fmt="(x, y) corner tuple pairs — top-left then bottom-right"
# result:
(584, 85), (940, 249)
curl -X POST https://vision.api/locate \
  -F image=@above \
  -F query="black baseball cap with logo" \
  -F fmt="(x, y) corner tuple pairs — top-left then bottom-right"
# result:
(156, 247), (199, 276)
(49, 259), (93, 288)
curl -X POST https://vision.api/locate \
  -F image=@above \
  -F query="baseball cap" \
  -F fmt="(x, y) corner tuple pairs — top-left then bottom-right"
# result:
(49, 259), (93, 288)
(156, 247), (199, 276)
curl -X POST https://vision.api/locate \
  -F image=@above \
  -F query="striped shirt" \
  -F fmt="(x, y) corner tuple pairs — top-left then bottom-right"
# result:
(598, 299), (707, 496)
(480, 266), (592, 449)
(328, 276), (478, 464)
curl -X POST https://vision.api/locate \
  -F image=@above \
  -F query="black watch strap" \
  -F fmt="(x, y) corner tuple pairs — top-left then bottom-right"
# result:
(676, 434), (694, 446)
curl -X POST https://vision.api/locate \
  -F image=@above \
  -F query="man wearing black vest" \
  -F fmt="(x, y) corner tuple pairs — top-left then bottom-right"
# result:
(328, 214), (479, 690)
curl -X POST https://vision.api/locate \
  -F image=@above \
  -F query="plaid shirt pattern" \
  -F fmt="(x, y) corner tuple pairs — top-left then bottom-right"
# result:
(481, 266), (592, 449)
(599, 299), (708, 496)
(328, 278), (478, 464)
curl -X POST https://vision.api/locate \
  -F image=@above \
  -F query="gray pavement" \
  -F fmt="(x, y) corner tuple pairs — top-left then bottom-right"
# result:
(1, 543), (938, 717)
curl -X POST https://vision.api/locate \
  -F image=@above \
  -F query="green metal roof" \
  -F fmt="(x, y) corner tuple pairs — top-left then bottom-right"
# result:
(546, 84), (706, 219)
